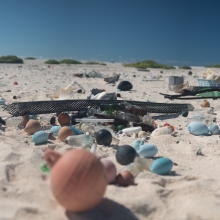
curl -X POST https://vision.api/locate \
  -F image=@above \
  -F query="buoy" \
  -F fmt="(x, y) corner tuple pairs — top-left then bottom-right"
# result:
(32, 130), (48, 144)
(150, 157), (173, 175)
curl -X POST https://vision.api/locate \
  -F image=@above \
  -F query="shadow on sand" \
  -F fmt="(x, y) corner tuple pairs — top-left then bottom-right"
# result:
(65, 198), (138, 220)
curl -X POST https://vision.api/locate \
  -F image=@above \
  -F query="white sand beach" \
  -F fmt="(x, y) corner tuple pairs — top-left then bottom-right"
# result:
(1, 60), (220, 220)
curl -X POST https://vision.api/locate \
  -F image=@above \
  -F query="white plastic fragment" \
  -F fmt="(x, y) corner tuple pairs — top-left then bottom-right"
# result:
(90, 143), (97, 154)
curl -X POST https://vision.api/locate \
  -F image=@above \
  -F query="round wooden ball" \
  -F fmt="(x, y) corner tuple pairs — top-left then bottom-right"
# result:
(58, 112), (70, 126)
(100, 159), (117, 184)
(24, 119), (41, 135)
(58, 126), (74, 141)
(96, 129), (112, 146)
(49, 149), (107, 212)
(115, 145), (137, 165)
(115, 171), (135, 187)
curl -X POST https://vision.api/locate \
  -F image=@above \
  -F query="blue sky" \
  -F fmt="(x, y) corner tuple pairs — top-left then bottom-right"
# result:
(1, 0), (220, 66)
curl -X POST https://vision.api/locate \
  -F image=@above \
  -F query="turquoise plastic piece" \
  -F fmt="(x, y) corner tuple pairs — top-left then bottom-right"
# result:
(50, 126), (61, 136)
(188, 121), (209, 136)
(209, 124), (219, 135)
(150, 157), (173, 175)
(0, 100), (5, 105)
(136, 144), (158, 158)
(32, 131), (48, 145)
(69, 126), (84, 135)
(131, 140), (144, 150)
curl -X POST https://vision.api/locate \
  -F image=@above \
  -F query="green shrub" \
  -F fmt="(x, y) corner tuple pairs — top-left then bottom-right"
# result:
(59, 59), (82, 64)
(84, 61), (100, 65)
(25, 57), (36, 60)
(205, 64), (220, 68)
(124, 60), (175, 69)
(179, 66), (192, 69)
(0, 55), (23, 63)
(44, 60), (60, 64)
(84, 61), (107, 66)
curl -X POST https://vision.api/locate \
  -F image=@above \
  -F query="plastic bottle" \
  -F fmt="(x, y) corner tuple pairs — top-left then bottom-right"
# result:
(122, 157), (153, 177)
(87, 108), (99, 117)
(78, 123), (95, 135)
(123, 162), (143, 177)
(122, 126), (142, 135)
(65, 134), (84, 146)
(94, 113), (128, 126)
(40, 114), (56, 125)
(134, 157), (153, 171)
(81, 132), (94, 150)
(3, 117), (23, 127)
(118, 112), (141, 123)
(141, 113), (154, 126)
(88, 71), (100, 78)
(90, 92), (117, 100)
(193, 114), (206, 121)
(186, 114), (209, 125)
(64, 81), (85, 94)
(75, 118), (115, 123)
(64, 81), (75, 93)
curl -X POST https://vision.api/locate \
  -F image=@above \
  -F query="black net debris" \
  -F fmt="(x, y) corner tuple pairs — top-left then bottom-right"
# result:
(191, 86), (220, 92)
(4, 99), (194, 116)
